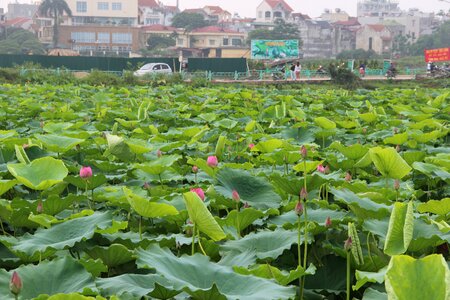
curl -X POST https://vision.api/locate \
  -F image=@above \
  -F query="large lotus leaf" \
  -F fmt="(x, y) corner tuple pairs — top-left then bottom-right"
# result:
(412, 162), (450, 180)
(215, 168), (281, 210)
(304, 255), (347, 294)
(384, 202), (414, 256)
(86, 244), (134, 267)
(65, 174), (108, 190)
(329, 142), (369, 160)
(42, 122), (75, 134)
(7, 157), (68, 190)
(369, 147), (412, 179)
(220, 229), (299, 260)
(314, 117), (336, 129)
(354, 267), (387, 291)
(411, 130), (442, 143)
(383, 132), (408, 145)
(330, 188), (391, 219)
(35, 134), (85, 153)
(0, 256), (95, 300)
(217, 208), (265, 232)
(134, 155), (182, 175)
(213, 118), (238, 129)
(253, 139), (285, 153)
(135, 244), (296, 300)
(417, 198), (450, 215)
(385, 255), (450, 300)
(0, 180), (17, 197)
(105, 133), (134, 162)
(96, 273), (175, 298)
(270, 173), (327, 196)
(234, 264), (316, 286)
(0, 130), (17, 141)
(293, 160), (324, 174)
(363, 288), (388, 300)
(41, 294), (103, 300)
(124, 187), (178, 218)
(183, 191), (226, 241)
(10, 211), (112, 257)
(268, 208), (348, 227)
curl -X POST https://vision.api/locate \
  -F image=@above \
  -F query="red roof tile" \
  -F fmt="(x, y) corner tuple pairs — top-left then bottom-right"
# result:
(5, 17), (31, 26)
(191, 26), (241, 34)
(138, 0), (159, 8)
(368, 24), (386, 32)
(265, 0), (293, 12)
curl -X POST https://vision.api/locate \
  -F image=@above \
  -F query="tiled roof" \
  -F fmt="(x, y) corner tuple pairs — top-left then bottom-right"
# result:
(5, 17), (31, 26)
(333, 18), (360, 26)
(138, 0), (159, 8)
(191, 26), (241, 34)
(368, 24), (386, 32)
(265, 0), (294, 12)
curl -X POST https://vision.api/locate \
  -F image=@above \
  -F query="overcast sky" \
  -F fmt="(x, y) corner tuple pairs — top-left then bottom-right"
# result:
(0, 0), (449, 18)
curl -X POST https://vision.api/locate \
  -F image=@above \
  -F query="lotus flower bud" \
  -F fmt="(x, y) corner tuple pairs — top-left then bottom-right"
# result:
(244, 202), (250, 209)
(192, 165), (199, 173)
(362, 128), (367, 134)
(317, 164), (326, 173)
(37, 201), (43, 214)
(300, 145), (307, 159)
(207, 156), (218, 168)
(325, 216), (332, 228)
(79, 166), (92, 179)
(156, 149), (162, 158)
(300, 187), (308, 201)
(324, 165), (330, 174)
(248, 143), (255, 150)
(345, 172), (352, 182)
(295, 201), (304, 216)
(394, 180), (400, 190)
(395, 145), (401, 152)
(191, 188), (205, 201)
(344, 237), (352, 252)
(9, 271), (22, 296)
(393, 127), (398, 134)
(143, 182), (151, 190)
(232, 190), (240, 203)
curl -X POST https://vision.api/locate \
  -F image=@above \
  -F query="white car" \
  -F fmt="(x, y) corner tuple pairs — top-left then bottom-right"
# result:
(134, 63), (172, 76)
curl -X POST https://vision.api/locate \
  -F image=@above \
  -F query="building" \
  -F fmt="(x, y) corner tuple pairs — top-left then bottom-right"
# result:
(255, 0), (294, 23)
(332, 18), (360, 56)
(138, 0), (179, 26)
(356, 24), (393, 54)
(357, 0), (401, 18)
(203, 6), (232, 23)
(53, 0), (139, 54)
(320, 8), (350, 23)
(7, 2), (39, 19)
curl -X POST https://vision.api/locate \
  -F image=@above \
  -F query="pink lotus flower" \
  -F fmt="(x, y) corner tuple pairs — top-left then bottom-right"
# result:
(300, 145), (307, 159)
(36, 201), (43, 214)
(207, 156), (218, 168)
(325, 216), (332, 228)
(248, 143), (255, 150)
(79, 166), (92, 179)
(345, 172), (352, 182)
(191, 188), (205, 201)
(394, 180), (400, 190)
(9, 271), (22, 296)
(192, 165), (199, 173)
(143, 182), (151, 190)
(244, 202), (250, 208)
(300, 187), (308, 200)
(295, 201), (304, 216)
(317, 164), (326, 173)
(156, 149), (162, 158)
(232, 190), (240, 203)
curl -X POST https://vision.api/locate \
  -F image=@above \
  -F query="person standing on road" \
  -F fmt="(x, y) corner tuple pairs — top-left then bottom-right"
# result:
(294, 62), (301, 80)
(290, 63), (296, 80)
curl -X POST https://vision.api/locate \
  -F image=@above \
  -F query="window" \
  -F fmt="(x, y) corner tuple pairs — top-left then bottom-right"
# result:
(177, 38), (184, 45)
(76, 1), (87, 13)
(112, 33), (132, 44)
(258, 11), (262, 18)
(97, 32), (110, 43)
(71, 32), (95, 43)
(265, 11), (271, 18)
(223, 38), (229, 45)
(274, 11), (282, 18)
(231, 38), (242, 46)
(209, 39), (216, 46)
(112, 2), (122, 10)
(152, 65), (161, 70)
(368, 37), (373, 50)
(145, 18), (160, 25)
(161, 64), (170, 70)
(98, 2), (109, 10)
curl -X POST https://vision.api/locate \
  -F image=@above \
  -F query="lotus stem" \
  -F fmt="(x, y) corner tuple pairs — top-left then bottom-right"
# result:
(139, 216), (142, 241)
(300, 201), (308, 300)
(197, 229), (207, 256)
(85, 181), (91, 209)
(346, 251), (351, 300)
(236, 202), (241, 238)
(191, 223), (196, 255)
(297, 214), (302, 298)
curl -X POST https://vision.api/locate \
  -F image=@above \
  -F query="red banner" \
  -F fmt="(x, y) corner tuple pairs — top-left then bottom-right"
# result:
(424, 47), (450, 62)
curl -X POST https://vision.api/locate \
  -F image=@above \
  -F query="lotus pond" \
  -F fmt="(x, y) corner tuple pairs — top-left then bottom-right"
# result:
(0, 83), (449, 300)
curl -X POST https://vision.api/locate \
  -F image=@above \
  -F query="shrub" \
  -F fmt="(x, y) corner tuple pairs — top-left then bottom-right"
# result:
(81, 70), (121, 86)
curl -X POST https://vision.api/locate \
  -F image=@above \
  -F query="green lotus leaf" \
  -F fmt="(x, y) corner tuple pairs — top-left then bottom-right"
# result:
(253, 139), (285, 153)
(35, 134), (85, 153)
(86, 244), (134, 267)
(0, 256), (95, 299)
(221, 229), (299, 260)
(124, 187), (178, 218)
(402, 151), (426, 166)
(268, 208), (348, 228)
(314, 117), (336, 129)
(383, 132), (408, 145)
(411, 130), (442, 143)
(270, 173), (327, 196)
(0, 130), (17, 141)
(362, 288), (388, 300)
(213, 118), (238, 129)
(43, 294), (101, 300)
(183, 191), (226, 241)
(136, 244), (296, 300)
(234, 263), (316, 286)
(125, 138), (153, 154)
(217, 208), (265, 232)
(105, 133), (134, 162)
(293, 160), (324, 173)
(359, 112), (377, 123)
(134, 155), (182, 175)
(10, 211), (112, 258)
(79, 258), (107, 277)
(385, 255), (450, 300)
(42, 122), (75, 134)
(417, 198), (450, 215)
(369, 147), (412, 179)
(7, 156), (69, 190)
(0, 180), (17, 197)
(354, 267), (387, 291)
(384, 202), (414, 256)
(96, 273), (175, 298)
(215, 168), (281, 210)
(330, 142), (369, 160)
(198, 112), (217, 123)
(65, 174), (107, 190)
(412, 162), (450, 180)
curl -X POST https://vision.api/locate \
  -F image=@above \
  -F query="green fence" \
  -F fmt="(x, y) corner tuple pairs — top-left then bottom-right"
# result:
(188, 58), (247, 72)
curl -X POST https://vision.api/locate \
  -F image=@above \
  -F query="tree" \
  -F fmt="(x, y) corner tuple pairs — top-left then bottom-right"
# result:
(247, 19), (301, 46)
(171, 13), (210, 31)
(147, 33), (176, 50)
(0, 28), (45, 54)
(409, 21), (450, 55)
(336, 49), (380, 60)
(38, 0), (72, 48)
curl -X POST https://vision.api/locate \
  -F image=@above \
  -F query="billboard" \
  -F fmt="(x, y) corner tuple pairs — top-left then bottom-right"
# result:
(424, 47), (450, 62)
(251, 40), (299, 60)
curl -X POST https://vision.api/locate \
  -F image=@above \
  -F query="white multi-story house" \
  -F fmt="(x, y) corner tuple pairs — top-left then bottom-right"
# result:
(255, 0), (294, 23)
(138, 0), (179, 26)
